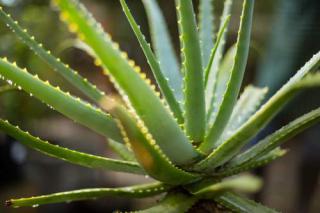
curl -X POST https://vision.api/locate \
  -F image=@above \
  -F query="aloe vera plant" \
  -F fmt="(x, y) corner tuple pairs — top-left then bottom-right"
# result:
(1, 0), (320, 212)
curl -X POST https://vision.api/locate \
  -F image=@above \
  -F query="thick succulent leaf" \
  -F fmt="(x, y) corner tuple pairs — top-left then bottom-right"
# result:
(193, 174), (262, 197)
(205, 0), (233, 113)
(54, 0), (200, 165)
(217, 148), (287, 178)
(176, 0), (206, 143)
(204, 16), (231, 87)
(195, 52), (320, 171)
(229, 107), (320, 168)
(214, 192), (280, 213)
(224, 86), (268, 133)
(0, 8), (104, 103)
(108, 102), (201, 185)
(293, 72), (320, 88)
(0, 58), (123, 141)
(137, 192), (198, 213)
(216, 86), (268, 146)
(0, 119), (143, 174)
(6, 182), (168, 208)
(206, 44), (236, 122)
(108, 139), (136, 162)
(198, 0), (215, 68)
(141, 0), (183, 102)
(120, 0), (183, 124)
(200, 0), (254, 153)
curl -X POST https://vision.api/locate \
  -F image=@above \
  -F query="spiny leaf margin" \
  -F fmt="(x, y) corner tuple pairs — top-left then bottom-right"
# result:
(120, 0), (184, 124)
(6, 182), (168, 208)
(0, 7), (105, 103)
(0, 58), (123, 142)
(0, 119), (143, 174)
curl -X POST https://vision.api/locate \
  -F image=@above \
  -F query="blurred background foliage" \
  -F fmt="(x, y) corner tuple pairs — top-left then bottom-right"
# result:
(0, 0), (319, 212)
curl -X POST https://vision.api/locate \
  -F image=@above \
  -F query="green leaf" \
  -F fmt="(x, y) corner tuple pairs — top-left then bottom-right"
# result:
(176, 0), (206, 143)
(0, 8), (104, 103)
(0, 58), (123, 142)
(292, 72), (320, 88)
(73, 39), (96, 58)
(205, 0), (233, 114)
(200, 0), (254, 153)
(216, 85), (268, 146)
(199, 0), (215, 68)
(108, 102), (201, 185)
(195, 52), (320, 171)
(108, 139), (136, 162)
(120, 0), (183, 124)
(229, 107), (320, 168)
(193, 174), (262, 197)
(137, 192), (198, 213)
(217, 148), (287, 178)
(214, 192), (280, 213)
(6, 182), (168, 208)
(54, 0), (200, 166)
(204, 16), (231, 87)
(141, 0), (183, 102)
(206, 44), (236, 123)
(0, 119), (143, 174)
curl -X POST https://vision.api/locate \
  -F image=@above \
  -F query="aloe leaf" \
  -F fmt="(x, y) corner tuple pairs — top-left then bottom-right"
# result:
(137, 192), (198, 213)
(108, 139), (136, 162)
(195, 53), (320, 171)
(73, 39), (96, 57)
(176, 0), (206, 143)
(0, 58), (123, 142)
(217, 148), (287, 178)
(205, 0), (233, 113)
(224, 86), (268, 133)
(141, 0), (183, 102)
(54, 0), (200, 165)
(194, 174), (262, 197)
(216, 86), (268, 146)
(206, 44), (236, 122)
(292, 72), (320, 88)
(6, 182), (168, 208)
(229, 107), (320, 168)
(0, 8), (104, 103)
(120, 0), (183, 124)
(107, 102), (201, 185)
(204, 16), (231, 87)
(200, 0), (254, 153)
(0, 119), (143, 174)
(214, 192), (280, 213)
(199, 0), (215, 68)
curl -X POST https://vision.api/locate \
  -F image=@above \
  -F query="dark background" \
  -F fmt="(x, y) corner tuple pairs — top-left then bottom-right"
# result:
(0, 0), (319, 212)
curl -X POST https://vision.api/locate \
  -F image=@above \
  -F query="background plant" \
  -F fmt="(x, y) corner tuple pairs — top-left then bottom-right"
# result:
(0, 0), (319, 212)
